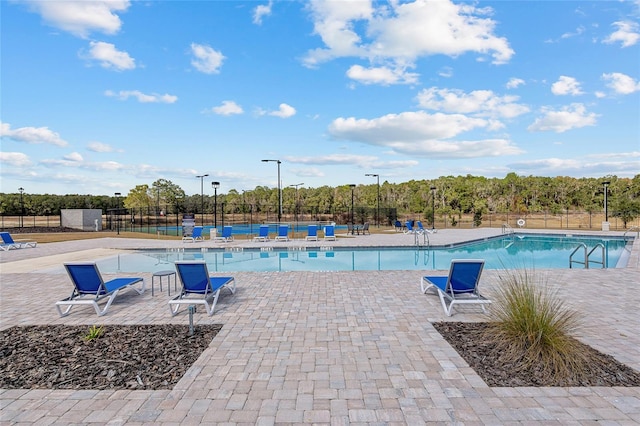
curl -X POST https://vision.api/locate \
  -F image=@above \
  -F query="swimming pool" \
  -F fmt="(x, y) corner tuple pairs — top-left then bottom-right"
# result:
(97, 234), (632, 273)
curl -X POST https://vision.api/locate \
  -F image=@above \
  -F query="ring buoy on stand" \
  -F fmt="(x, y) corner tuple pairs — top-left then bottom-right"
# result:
(516, 218), (526, 228)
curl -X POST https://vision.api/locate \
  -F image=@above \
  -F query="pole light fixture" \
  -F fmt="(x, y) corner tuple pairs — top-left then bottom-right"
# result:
(212, 181), (220, 228)
(365, 174), (380, 227)
(262, 159), (282, 222)
(289, 183), (304, 223)
(18, 187), (24, 228)
(602, 181), (611, 223)
(196, 174), (209, 225)
(430, 186), (437, 230)
(114, 192), (122, 235)
(349, 184), (356, 234)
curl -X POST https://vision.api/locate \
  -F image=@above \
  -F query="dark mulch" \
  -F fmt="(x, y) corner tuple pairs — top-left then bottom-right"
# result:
(434, 322), (640, 387)
(0, 324), (222, 390)
(2, 227), (79, 233)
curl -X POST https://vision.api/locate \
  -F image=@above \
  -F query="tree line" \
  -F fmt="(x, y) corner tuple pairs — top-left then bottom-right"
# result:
(1, 173), (639, 227)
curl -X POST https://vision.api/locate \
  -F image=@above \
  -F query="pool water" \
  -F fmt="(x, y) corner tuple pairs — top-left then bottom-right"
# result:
(97, 234), (632, 273)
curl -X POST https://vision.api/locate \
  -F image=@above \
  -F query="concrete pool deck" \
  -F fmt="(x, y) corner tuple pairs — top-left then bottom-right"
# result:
(1, 227), (639, 424)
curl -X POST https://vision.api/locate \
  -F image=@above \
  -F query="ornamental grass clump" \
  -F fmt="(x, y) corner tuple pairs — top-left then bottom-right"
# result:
(484, 268), (590, 383)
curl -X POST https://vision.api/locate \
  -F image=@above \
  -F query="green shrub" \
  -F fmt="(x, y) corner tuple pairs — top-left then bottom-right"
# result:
(83, 325), (104, 342)
(484, 268), (589, 381)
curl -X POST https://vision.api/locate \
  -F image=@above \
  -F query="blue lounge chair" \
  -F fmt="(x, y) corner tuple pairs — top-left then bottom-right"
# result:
(253, 225), (270, 242)
(404, 221), (416, 234)
(170, 261), (236, 316)
(214, 225), (233, 242)
(421, 259), (491, 316)
(275, 224), (289, 241)
(55, 263), (145, 317)
(305, 224), (318, 241)
(394, 220), (404, 232)
(415, 220), (435, 234)
(0, 231), (37, 250)
(323, 224), (336, 241)
(361, 222), (370, 235)
(182, 226), (204, 242)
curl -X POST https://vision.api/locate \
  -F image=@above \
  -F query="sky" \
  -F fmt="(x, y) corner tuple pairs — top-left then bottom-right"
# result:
(1, 0), (639, 197)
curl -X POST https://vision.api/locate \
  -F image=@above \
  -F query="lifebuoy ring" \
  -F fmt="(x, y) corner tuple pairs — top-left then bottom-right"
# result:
(516, 218), (525, 228)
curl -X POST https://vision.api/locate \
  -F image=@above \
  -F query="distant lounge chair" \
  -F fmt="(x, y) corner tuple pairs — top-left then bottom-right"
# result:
(361, 222), (370, 235)
(404, 221), (417, 234)
(394, 220), (404, 232)
(56, 263), (145, 317)
(170, 261), (236, 316)
(253, 225), (270, 242)
(347, 223), (356, 235)
(421, 259), (491, 316)
(0, 232), (37, 250)
(214, 226), (234, 242)
(323, 224), (336, 241)
(305, 224), (318, 241)
(275, 224), (289, 241)
(182, 226), (204, 242)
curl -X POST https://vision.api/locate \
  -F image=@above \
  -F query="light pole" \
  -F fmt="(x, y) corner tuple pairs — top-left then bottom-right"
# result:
(602, 180), (611, 223)
(262, 159), (282, 222)
(349, 184), (356, 234)
(365, 174), (379, 227)
(196, 174), (209, 226)
(430, 186), (437, 230)
(18, 187), (24, 228)
(114, 192), (121, 235)
(212, 181), (220, 229)
(289, 183), (304, 223)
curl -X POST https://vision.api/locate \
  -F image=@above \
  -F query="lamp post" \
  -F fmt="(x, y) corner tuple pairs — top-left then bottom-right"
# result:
(212, 181), (220, 229)
(365, 173), (379, 227)
(349, 184), (356, 234)
(114, 192), (121, 235)
(18, 187), (24, 228)
(289, 183), (304, 223)
(262, 159), (282, 222)
(602, 180), (611, 225)
(430, 186), (436, 230)
(196, 174), (209, 226)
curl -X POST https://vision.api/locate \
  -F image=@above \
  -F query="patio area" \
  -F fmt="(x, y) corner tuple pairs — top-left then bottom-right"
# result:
(1, 228), (639, 424)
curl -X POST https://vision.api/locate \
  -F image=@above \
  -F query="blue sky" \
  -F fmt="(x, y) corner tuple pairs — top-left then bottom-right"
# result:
(1, 0), (639, 197)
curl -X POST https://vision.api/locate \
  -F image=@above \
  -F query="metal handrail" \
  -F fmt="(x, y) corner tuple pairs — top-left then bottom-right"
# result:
(623, 225), (640, 239)
(569, 243), (588, 269)
(587, 243), (606, 268)
(502, 223), (514, 234)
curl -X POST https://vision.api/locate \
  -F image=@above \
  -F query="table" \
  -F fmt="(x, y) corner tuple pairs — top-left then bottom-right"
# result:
(152, 270), (177, 296)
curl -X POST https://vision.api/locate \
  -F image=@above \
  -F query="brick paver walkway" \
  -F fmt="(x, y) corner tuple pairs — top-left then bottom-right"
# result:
(1, 228), (638, 424)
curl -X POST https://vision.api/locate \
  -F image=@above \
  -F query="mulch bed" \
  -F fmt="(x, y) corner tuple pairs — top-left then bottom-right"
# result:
(0, 324), (221, 390)
(434, 322), (640, 387)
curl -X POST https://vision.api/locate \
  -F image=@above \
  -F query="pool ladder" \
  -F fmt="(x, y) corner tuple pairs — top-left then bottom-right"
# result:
(569, 243), (606, 269)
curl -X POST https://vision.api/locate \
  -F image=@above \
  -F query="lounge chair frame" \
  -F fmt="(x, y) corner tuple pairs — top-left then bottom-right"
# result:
(253, 225), (270, 242)
(56, 263), (145, 317)
(170, 261), (236, 316)
(421, 259), (491, 316)
(305, 224), (318, 241)
(182, 226), (204, 242)
(214, 226), (234, 242)
(323, 224), (336, 241)
(0, 232), (37, 250)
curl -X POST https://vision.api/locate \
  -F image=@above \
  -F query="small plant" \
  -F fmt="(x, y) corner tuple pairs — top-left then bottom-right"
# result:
(484, 268), (589, 382)
(84, 325), (104, 342)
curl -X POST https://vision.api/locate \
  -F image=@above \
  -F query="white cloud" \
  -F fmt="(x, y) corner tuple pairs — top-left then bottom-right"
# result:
(21, 0), (129, 38)
(603, 21), (640, 47)
(509, 153), (640, 175)
(506, 77), (525, 89)
(40, 157), (124, 171)
(346, 64), (418, 85)
(85, 41), (135, 71)
(87, 141), (117, 152)
(253, 1), (273, 25)
(551, 76), (584, 96)
(304, 0), (514, 73)
(286, 154), (420, 170)
(63, 152), (84, 162)
(0, 152), (32, 167)
(211, 101), (244, 116)
(527, 103), (598, 133)
(190, 43), (225, 74)
(561, 25), (585, 39)
(268, 103), (296, 118)
(0, 121), (68, 147)
(328, 111), (523, 158)
(416, 87), (530, 118)
(602, 72), (640, 95)
(104, 90), (178, 103)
